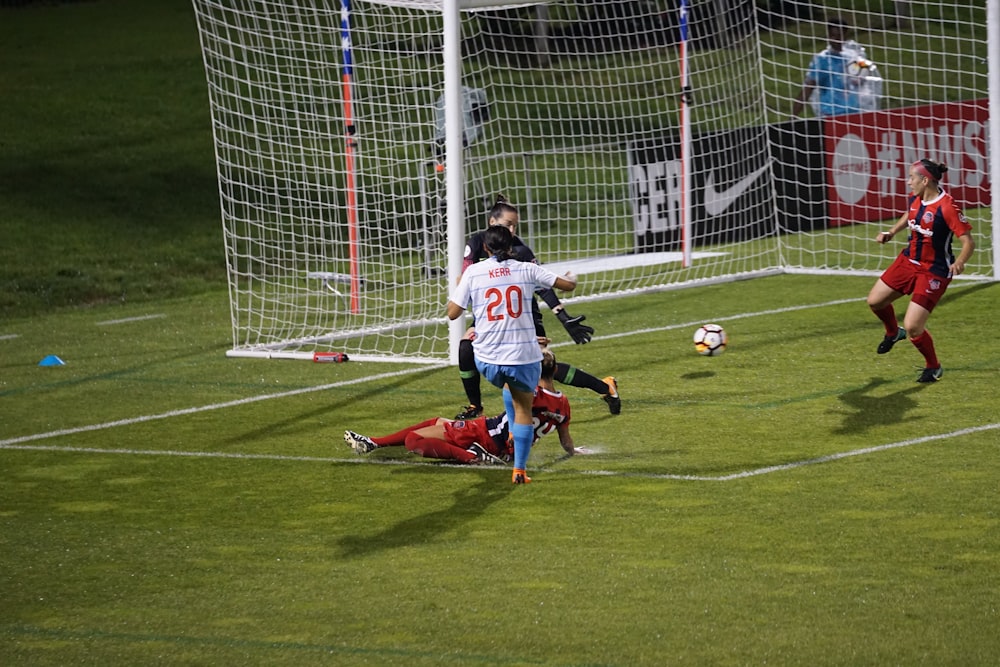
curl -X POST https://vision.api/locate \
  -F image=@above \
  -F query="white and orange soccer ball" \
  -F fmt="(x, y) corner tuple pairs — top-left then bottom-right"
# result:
(693, 323), (728, 356)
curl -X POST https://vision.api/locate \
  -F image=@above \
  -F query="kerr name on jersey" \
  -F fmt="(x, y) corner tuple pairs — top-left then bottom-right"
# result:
(488, 267), (511, 278)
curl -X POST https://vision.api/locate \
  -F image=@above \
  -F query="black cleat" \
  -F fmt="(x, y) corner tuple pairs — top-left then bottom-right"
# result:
(877, 328), (907, 354)
(916, 367), (943, 383)
(466, 443), (506, 466)
(454, 404), (484, 420)
(601, 376), (621, 415)
(344, 430), (377, 454)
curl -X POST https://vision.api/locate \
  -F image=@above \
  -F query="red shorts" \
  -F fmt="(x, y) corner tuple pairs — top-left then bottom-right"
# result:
(880, 254), (951, 312)
(443, 418), (504, 456)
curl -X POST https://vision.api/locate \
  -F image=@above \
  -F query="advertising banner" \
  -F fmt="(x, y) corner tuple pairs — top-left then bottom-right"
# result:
(628, 119), (825, 252)
(824, 99), (991, 226)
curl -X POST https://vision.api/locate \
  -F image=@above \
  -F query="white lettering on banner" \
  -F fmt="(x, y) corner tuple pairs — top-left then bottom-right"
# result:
(876, 132), (901, 198)
(631, 159), (681, 233)
(963, 121), (986, 188)
(832, 113), (989, 208)
(898, 121), (988, 188)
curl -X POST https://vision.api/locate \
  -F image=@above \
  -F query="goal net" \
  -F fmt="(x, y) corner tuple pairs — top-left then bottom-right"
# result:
(190, 0), (997, 363)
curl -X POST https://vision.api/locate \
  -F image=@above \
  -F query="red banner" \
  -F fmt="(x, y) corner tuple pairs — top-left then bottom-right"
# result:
(824, 99), (990, 227)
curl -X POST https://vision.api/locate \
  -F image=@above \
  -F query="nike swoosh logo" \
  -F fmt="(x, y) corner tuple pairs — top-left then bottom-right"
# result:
(704, 162), (771, 217)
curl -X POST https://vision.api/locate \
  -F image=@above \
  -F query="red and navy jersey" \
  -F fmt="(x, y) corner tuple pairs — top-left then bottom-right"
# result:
(529, 386), (571, 441)
(485, 385), (572, 452)
(901, 190), (972, 278)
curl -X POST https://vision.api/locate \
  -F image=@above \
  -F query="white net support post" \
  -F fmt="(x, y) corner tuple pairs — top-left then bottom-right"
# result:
(190, 0), (998, 364)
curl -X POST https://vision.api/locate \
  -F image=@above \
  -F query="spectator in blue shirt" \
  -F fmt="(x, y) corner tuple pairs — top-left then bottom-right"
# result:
(792, 18), (863, 117)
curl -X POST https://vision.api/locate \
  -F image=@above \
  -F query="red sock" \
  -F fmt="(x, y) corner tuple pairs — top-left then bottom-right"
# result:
(909, 330), (939, 368)
(872, 304), (898, 336)
(404, 432), (475, 463)
(371, 418), (440, 447)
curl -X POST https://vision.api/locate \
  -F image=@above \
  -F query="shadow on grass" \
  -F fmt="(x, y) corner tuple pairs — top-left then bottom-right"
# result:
(335, 469), (513, 559)
(221, 369), (438, 445)
(939, 280), (997, 305)
(831, 377), (928, 435)
(680, 370), (716, 380)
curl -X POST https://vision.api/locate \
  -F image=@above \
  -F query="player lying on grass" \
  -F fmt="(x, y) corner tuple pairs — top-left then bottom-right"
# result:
(344, 349), (585, 465)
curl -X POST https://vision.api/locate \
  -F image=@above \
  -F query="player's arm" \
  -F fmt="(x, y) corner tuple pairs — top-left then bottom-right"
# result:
(555, 423), (590, 455)
(876, 212), (909, 244)
(942, 201), (975, 275)
(556, 423), (576, 454)
(536, 283), (593, 344)
(791, 75), (817, 117)
(447, 273), (472, 320)
(553, 271), (577, 292)
(951, 232), (975, 275)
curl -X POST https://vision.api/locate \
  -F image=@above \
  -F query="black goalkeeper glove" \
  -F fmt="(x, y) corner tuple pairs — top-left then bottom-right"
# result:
(555, 308), (594, 344)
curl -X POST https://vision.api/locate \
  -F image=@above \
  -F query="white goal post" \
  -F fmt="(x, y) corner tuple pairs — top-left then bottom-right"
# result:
(190, 0), (998, 364)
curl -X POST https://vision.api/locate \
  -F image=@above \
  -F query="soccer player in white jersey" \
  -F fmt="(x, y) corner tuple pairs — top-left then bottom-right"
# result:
(448, 225), (577, 484)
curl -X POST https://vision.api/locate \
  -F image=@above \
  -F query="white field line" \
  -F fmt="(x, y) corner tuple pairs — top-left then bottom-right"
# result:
(552, 296), (865, 346)
(2, 422), (996, 481)
(0, 365), (444, 447)
(0, 333), (19, 341)
(96, 314), (167, 326)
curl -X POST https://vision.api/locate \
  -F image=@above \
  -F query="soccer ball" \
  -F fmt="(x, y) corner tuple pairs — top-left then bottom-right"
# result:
(847, 59), (872, 78)
(693, 324), (727, 356)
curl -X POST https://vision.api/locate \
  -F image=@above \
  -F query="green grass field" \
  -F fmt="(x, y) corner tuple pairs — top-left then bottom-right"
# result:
(3, 1), (1000, 664)
(3, 277), (1000, 665)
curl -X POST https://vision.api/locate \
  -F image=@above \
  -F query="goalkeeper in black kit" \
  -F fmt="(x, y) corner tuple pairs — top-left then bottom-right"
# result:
(453, 194), (621, 420)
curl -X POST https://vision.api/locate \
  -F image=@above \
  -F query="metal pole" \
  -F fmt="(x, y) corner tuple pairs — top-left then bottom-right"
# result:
(987, 0), (1000, 280)
(444, 0), (465, 364)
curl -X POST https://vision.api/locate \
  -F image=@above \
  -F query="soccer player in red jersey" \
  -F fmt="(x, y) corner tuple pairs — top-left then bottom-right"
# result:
(867, 159), (975, 382)
(343, 349), (582, 464)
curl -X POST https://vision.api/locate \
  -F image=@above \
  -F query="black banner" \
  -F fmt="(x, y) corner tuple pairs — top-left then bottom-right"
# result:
(629, 118), (826, 252)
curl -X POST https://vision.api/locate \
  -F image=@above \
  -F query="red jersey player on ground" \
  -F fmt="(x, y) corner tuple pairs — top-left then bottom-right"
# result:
(867, 158), (975, 383)
(343, 349), (585, 464)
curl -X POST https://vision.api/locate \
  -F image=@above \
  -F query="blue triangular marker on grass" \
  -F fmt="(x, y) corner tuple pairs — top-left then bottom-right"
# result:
(38, 355), (66, 367)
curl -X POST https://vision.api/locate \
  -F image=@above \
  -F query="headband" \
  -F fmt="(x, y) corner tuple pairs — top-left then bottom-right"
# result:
(911, 160), (939, 182)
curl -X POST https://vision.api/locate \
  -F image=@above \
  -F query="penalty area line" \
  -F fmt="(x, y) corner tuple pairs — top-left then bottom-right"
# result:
(573, 422), (1000, 481)
(3, 423), (996, 482)
(0, 364), (445, 448)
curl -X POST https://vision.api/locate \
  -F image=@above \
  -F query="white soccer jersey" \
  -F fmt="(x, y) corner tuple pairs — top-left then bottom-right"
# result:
(450, 257), (559, 365)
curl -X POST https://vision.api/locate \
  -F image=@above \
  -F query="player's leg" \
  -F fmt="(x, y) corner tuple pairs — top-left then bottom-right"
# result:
(404, 427), (477, 463)
(868, 259), (910, 353)
(553, 362), (621, 415)
(507, 385), (536, 484)
(344, 418), (444, 455)
(503, 363), (542, 484)
(456, 331), (484, 419)
(906, 279), (945, 382)
(370, 418), (443, 447)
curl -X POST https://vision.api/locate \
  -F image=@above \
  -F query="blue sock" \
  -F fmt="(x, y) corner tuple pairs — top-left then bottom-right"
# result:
(511, 422), (534, 470)
(502, 388), (515, 429)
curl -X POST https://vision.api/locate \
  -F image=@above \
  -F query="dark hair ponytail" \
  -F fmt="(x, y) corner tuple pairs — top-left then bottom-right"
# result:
(483, 224), (515, 261)
(489, 193), (518, 222)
